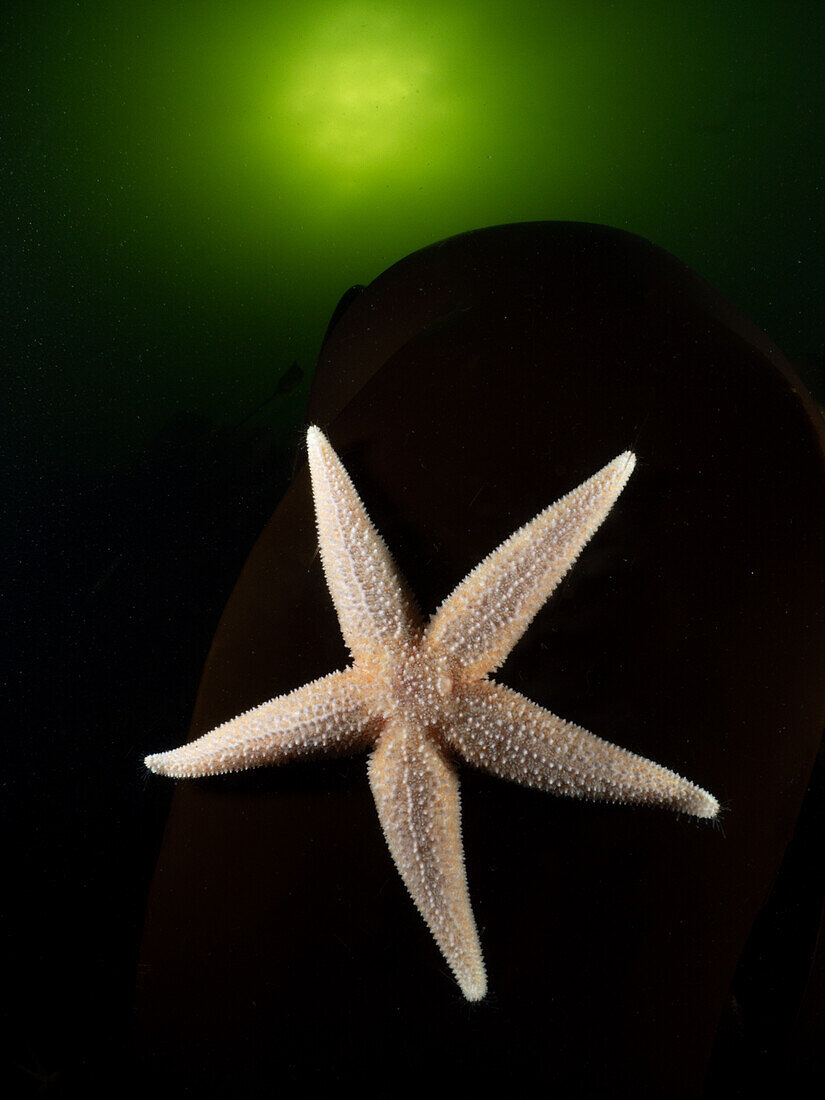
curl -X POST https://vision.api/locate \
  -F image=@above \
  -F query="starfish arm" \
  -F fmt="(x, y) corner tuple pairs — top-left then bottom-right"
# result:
(367, 718), (486, 1001)
(445, 682), (719, 818)
(144, 669), (377, 779)
(425, 451), (636, 679)
(307, 427), (422, 663)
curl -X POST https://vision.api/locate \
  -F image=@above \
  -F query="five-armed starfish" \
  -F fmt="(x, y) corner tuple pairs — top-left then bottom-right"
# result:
(146, 426), (718, 1000)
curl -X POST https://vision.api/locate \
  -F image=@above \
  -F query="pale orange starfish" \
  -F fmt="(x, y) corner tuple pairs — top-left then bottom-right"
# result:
(145, 426), (718, 1000)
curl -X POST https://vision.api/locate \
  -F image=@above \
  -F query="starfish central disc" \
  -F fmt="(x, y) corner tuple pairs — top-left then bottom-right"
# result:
(374, 645), (457, 727)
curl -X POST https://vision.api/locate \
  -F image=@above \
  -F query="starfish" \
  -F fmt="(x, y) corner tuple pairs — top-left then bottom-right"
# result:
(145, 426), (719, 1000)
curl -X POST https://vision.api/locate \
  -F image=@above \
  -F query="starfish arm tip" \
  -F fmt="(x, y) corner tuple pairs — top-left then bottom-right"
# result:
(144, 750), (199, 778)
(693, 789), (720, 819)
(143, 752), (167, 775)
(609, 449), (636, 487)
(459, 971), (487, 1002)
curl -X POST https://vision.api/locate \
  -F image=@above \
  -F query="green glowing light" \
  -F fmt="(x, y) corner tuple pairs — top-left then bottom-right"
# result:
(269, 4), (464, 184)
(9, 0), (814, 460)
(286, 49), (435, 168)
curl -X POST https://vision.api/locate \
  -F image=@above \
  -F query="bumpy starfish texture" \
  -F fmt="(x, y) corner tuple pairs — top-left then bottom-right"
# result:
(145, 426), (719, 1001)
